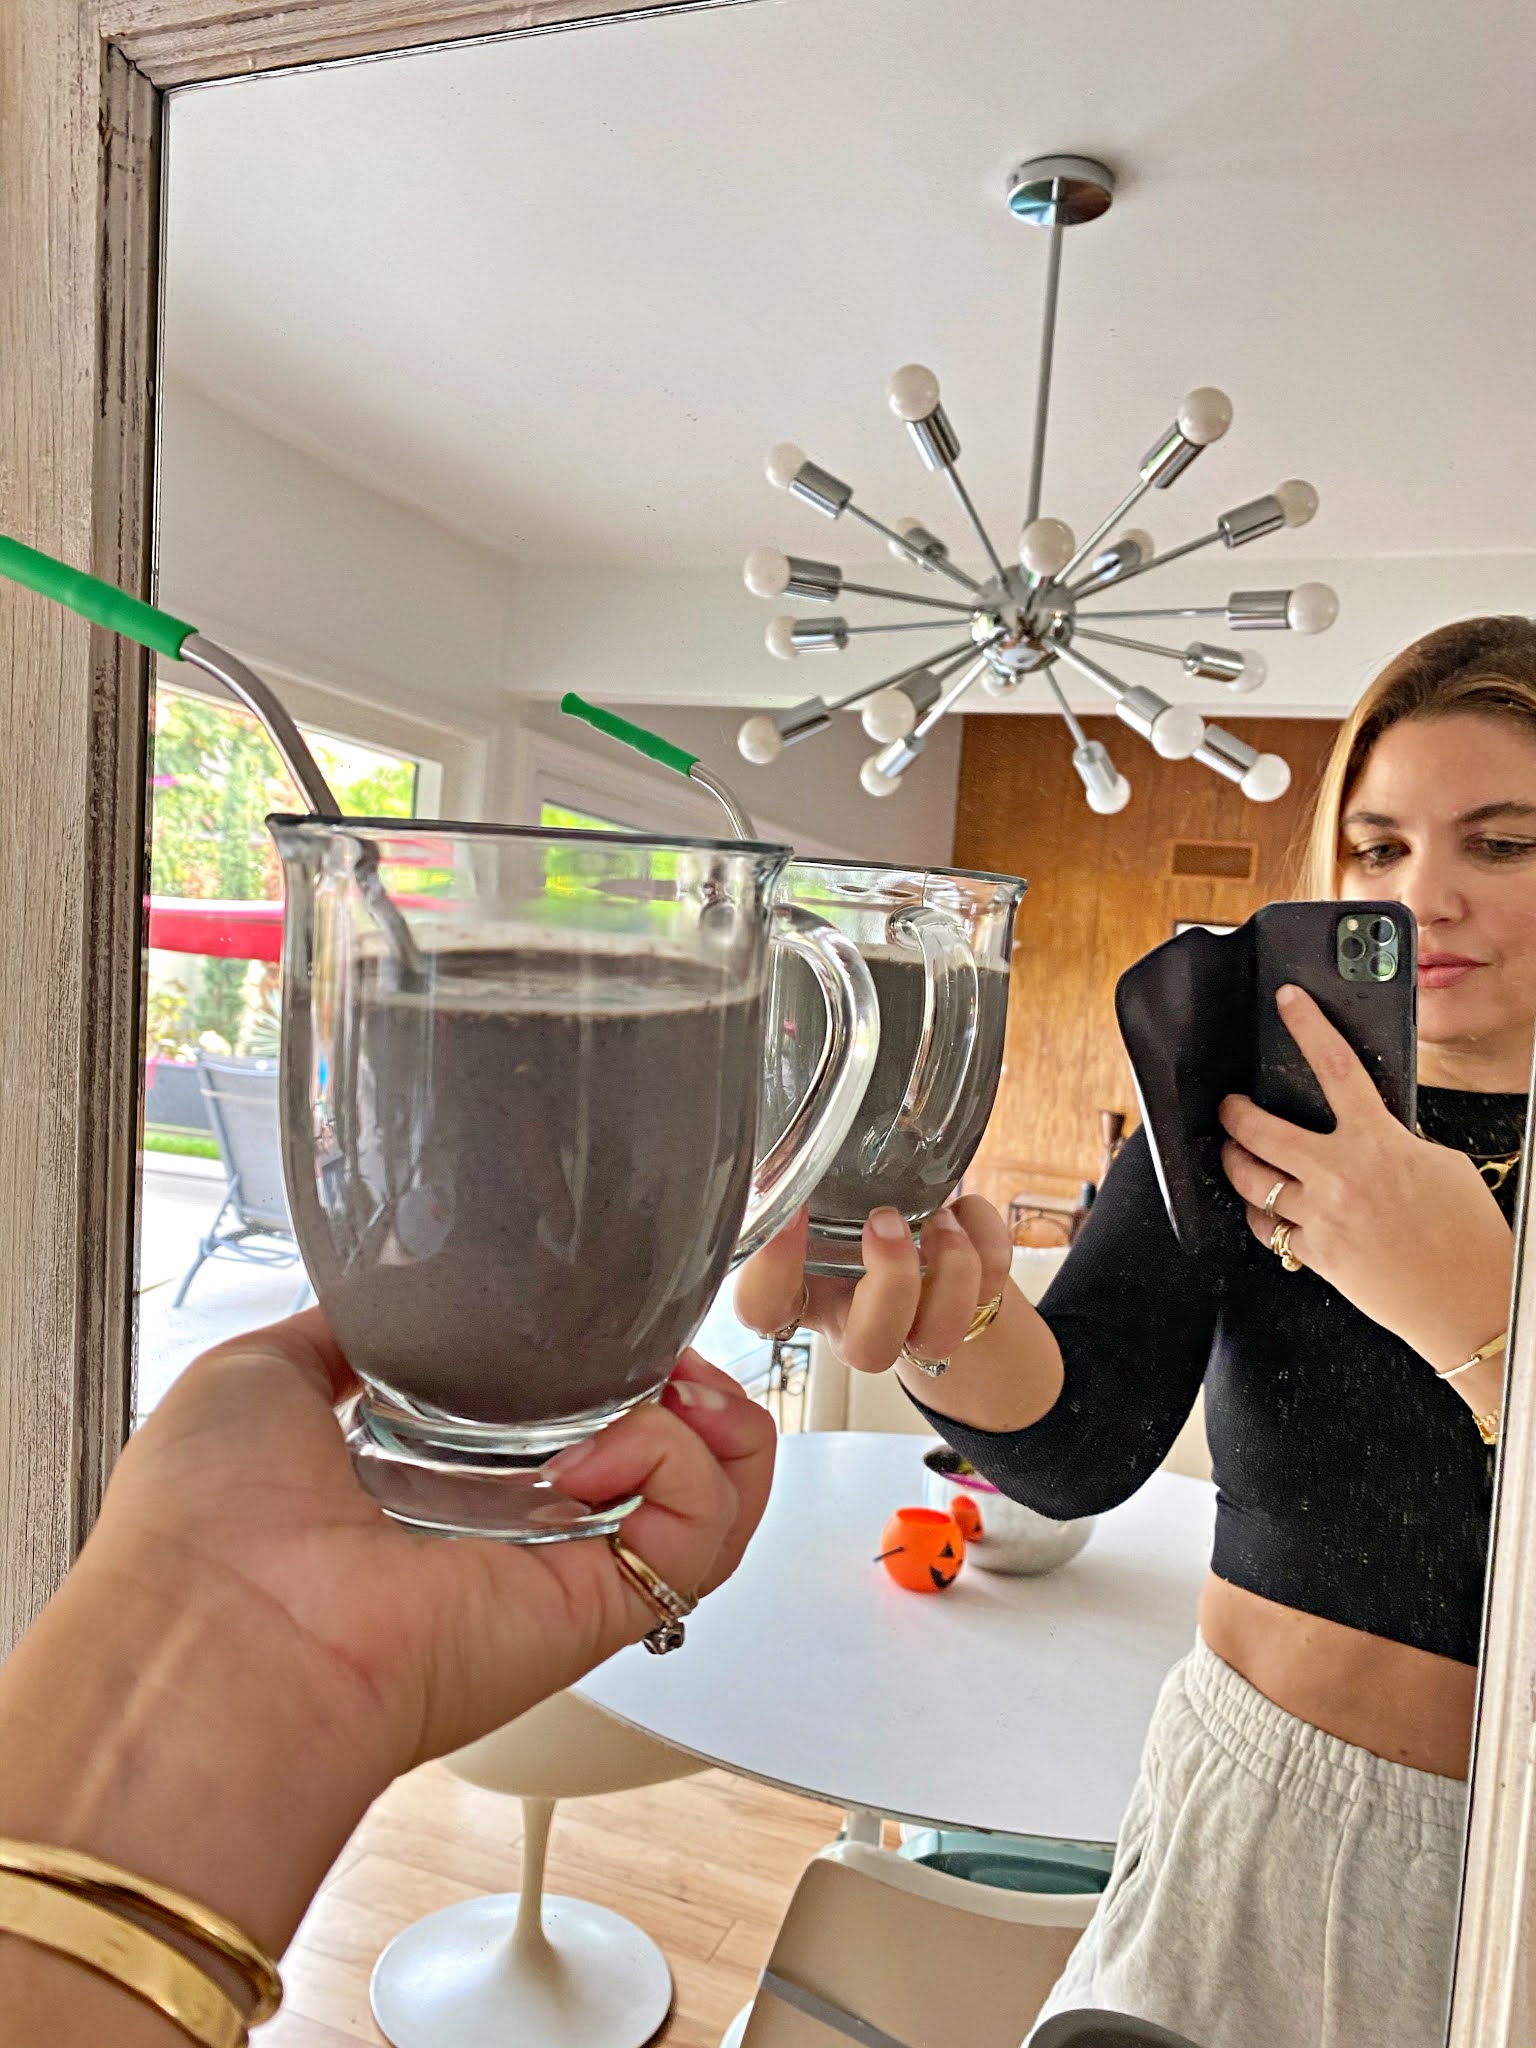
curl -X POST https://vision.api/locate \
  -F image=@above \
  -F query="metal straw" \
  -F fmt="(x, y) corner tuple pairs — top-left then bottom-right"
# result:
(0, 535), (424, 981)
(560, 694), (758, 840)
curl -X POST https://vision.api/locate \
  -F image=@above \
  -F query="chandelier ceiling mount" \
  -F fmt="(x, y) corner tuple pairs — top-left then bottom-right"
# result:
(736, 153), (1338, 813)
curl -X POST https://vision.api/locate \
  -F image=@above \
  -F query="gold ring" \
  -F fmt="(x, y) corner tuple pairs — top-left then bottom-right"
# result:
(1270, 1220), (1303, 1274)
(1262, 1179), (1288, 1221)
(899, 1338), (951, 1379)
(756, 1281), (810, 1346)
(964, 1292), (1004, 1342)
(608, 1535), (699, 1655)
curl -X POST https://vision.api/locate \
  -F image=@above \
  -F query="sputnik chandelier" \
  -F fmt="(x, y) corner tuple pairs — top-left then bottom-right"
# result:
(735, 155), (1338, 812)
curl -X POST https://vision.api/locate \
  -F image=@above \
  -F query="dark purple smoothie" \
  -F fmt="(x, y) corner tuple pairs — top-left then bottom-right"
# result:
(295, 945), (762, 1430)
(763, 947), (1009, 1230)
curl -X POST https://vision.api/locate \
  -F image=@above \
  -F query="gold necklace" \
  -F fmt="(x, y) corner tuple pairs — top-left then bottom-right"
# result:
(1417, 1125), (1523, 1193)
(1473, 1149), (1523, 1193)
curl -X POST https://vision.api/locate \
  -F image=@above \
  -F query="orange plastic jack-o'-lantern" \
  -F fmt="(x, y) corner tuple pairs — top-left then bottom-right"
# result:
(877, 1506), (966, 1593)
(950, 1494), (985, 1544)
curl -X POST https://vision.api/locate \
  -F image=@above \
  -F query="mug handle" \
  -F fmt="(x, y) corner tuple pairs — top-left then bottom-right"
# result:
(887, 905), (979, 1145)
(734, 905), (880, 1262)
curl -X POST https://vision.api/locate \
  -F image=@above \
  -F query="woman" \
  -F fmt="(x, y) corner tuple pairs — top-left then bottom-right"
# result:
(0, 1314), (774, 2043)
(738, 616), (1536, 2048)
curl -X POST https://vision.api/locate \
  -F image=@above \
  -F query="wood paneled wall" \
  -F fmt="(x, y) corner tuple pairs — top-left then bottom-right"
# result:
(953, 711), (1340, 1216)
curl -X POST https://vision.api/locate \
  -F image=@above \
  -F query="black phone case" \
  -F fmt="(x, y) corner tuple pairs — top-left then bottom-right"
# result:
(1114, 903), (1417, 1257)
(1251, 902), (1417, 1135)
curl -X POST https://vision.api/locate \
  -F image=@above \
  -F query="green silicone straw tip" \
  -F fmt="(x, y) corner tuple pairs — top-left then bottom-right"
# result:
(561, 692), (698, 781)
(0, 535), (196, 661)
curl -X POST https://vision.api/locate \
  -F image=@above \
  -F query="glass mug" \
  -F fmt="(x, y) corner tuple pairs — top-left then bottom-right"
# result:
(270, 819), (879, 1540)
(762, 860), (1027, 1276)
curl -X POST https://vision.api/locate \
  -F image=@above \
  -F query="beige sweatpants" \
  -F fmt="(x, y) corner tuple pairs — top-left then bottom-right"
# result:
(1029, 1634), (1468, 2048)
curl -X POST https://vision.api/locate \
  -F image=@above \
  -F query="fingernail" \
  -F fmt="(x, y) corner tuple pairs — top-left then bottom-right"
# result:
(666, 1379), (730, 1411)
(1277, 983), (1300, 1007)
(541, 1438), (599, 1481)
(868, 1208), (908, 1243)
(929, 1208), (964, 1234)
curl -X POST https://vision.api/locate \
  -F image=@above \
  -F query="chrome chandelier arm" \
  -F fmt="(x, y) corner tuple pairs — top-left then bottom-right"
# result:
(844, 501), (984, 594)
(1070, 525), (1222, 595)
(940, 466), (1008, 584)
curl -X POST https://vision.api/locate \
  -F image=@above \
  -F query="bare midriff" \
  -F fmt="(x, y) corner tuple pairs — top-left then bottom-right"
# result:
(1199, 1573), (1477, 1780)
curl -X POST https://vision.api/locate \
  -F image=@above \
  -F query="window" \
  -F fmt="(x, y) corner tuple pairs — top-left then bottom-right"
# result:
(145, 682), (424, 1075)
(540, 801), (628, 834)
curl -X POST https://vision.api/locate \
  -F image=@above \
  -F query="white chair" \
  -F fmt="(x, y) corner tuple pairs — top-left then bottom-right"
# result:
(369, 1691), (703, 2048)
(720, 1839), (1095, 2048)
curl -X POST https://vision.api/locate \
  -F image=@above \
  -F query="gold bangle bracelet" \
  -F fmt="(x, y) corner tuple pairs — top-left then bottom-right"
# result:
(0, 1867), (247, 2047)
(0, 1839), (281, 2025)
(1436, 1330), (1509, 1383)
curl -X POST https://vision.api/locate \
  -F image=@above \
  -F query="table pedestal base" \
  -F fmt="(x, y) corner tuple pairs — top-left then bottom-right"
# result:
(371, 1893), (673, 2048)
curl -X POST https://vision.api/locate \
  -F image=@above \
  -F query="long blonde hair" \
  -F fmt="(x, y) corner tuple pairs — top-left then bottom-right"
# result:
(1299, 616), (1536, 899)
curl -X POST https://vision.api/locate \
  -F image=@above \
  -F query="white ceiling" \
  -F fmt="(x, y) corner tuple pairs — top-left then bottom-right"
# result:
(163, 0), (1536, 583)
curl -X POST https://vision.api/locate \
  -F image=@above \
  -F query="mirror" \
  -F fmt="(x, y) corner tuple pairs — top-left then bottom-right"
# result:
(141, 3), (1535, 2042)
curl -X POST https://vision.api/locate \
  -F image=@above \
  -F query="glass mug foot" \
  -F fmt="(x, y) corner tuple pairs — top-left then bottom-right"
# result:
(340, 1394), (642, 1542)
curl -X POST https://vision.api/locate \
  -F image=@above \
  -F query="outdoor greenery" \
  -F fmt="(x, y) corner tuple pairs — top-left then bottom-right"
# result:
(149, 687), (418, 1051)
(143, 1125), (220, 1161)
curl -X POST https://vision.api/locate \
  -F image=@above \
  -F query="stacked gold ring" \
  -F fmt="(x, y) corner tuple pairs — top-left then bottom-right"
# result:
(609, 1535), (699, 1655)
(899, 1289), (1005, 1379)
(1270, 1221), (1303, 1273)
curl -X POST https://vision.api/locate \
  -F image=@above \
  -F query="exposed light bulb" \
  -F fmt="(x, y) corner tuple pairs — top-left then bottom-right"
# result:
(860, 754), (902, 799)
(765, 443), (808, 491)
(1150, 704), (1207, 760)
(1019, 516), (1077, 578)
(1088, 773), (1132, 815)
(1241, 753), (1292, 802)
(1177, 387), (1234, 446)
(737, 715), (784, 765)
(1229, 650), (1268, 693)
(861, 686), (919, 743)
(1287, 581), (1339, 633)
(764, 615), (798, 661)
(742, 546), (791, 598)
(1120, 527), (1155, 561)
(1273, 478), (1319, 528)
(1074, 740), (1131, 814)
(887, 364), (942, 423)
(981, 670), (1023, 700)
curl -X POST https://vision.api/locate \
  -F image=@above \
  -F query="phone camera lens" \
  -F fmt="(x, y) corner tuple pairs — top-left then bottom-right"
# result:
(1340, 932), (1368, 963)
(1370, 952), (1396, 981)
(1368, 917), (1397, 946)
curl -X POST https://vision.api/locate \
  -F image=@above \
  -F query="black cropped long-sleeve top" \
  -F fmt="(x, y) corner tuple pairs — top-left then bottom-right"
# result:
(915, 1088), (1524, 1667)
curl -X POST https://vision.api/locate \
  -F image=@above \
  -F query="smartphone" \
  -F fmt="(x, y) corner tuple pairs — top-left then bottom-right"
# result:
(1252, 901), (1417, 1134)
(1115, 901), (1418, 1256)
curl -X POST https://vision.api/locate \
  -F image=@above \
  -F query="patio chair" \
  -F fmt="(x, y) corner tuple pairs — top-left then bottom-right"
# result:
(171, 1054), (312, 1312)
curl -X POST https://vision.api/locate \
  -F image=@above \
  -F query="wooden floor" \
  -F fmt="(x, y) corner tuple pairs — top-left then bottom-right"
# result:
(254, 1760), (845, 2047)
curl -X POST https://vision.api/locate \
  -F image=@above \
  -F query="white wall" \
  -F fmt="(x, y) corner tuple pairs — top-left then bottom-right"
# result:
(157, 384), (961, 863)
(160, 384), (1536, 864)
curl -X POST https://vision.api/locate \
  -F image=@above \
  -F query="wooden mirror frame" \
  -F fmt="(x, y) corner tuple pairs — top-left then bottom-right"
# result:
(0, 1), (1530, 2035)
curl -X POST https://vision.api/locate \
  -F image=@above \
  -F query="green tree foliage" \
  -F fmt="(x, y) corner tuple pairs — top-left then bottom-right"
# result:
(149, 688), (417, 1047)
